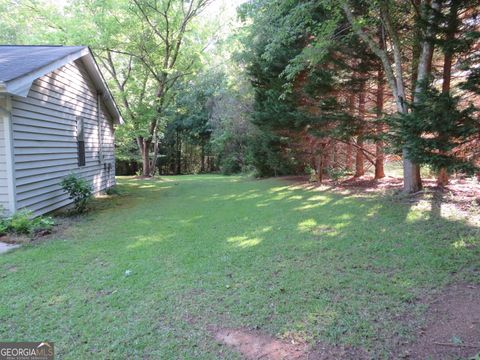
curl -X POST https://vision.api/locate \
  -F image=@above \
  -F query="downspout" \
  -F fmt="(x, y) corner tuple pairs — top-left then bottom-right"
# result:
(97, 93), (103, 163)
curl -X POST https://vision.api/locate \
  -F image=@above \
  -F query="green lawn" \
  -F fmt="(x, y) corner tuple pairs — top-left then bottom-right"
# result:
(0, 175), (479, 358)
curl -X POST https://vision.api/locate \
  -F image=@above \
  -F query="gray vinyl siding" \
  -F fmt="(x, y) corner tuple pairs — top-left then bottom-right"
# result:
(11, 59), (115, 216)
(0, 114), (9, 214)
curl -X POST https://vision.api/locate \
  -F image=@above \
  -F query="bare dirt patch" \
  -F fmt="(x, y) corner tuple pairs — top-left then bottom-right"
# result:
(212, 328), (369, 360)
(214, 328), (306, 359)
(403, 283), (480, 360)
(0, 233), (31, 245)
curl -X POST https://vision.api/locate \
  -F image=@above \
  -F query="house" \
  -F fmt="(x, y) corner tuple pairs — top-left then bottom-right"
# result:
(0, 45), (123, 216)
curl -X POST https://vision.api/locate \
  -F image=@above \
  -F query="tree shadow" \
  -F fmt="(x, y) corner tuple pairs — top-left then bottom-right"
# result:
(113, 176), (479, 355)
(1, 175), (478, 358)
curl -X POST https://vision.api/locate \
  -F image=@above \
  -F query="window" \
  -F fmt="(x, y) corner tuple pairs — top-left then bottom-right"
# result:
(77, 117), (85, 167)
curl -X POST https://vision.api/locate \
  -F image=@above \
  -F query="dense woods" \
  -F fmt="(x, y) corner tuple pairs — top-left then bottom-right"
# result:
(1, 0), (479, 193)
(238, 0), (480, 192)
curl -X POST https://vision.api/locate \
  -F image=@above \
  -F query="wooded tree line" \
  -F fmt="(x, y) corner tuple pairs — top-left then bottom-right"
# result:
(1, 0), (479, 193)
(237, 0), (480, 192)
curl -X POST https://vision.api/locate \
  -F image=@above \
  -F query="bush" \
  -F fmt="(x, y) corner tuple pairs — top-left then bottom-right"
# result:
(305, 165), (317, 182)
(0, 209), (55, 235)
(61, 174), (93, 213)
(31, 216), (55, 234)
(327, 167), (348, 183)
(0, 221), (7, 236)
(9, 209), (33, 234)
(220, 155), (242, 175)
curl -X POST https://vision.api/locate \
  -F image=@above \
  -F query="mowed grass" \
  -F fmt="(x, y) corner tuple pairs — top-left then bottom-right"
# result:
(0, 175), (479, 358)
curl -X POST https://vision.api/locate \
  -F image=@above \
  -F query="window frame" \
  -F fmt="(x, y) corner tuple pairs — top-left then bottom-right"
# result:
(76, 116), (86, 167)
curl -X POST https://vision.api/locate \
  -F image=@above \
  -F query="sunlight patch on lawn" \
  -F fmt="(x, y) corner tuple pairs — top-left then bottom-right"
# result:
(288, 195), (303, 200)
(452, 236), (478, 249)
(306, 195), (329, 202)
(235, 193), (262, 201)
(294, 195), (331, 211)
(257, 203), (269, 208)
(126, 234), (169, 249)
(364, 203), (383, 217)
(138, 184), (156, 189)
(298, 219), (318, 232)
(47, 294), (68, 306)
(452, 239), (467, 249)
(295, 203), (323, 211)
(227, 227), (271, 248)
(269, 186), (292, 193)
(298, 219), (338, 236)
(405, 205), (430, 222)
(227, 235), (262, 248)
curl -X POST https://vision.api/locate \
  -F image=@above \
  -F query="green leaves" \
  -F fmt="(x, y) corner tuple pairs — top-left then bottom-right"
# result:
(389, 83), (480, 174)
(61, 174), (94, 213)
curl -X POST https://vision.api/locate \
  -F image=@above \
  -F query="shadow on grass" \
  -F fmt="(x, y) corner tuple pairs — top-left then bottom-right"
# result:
(0, 175), (478, 358)
(117, 176), (479, 355)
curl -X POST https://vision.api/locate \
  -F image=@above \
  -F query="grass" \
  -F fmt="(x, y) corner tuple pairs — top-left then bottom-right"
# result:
(0, 175), (479, 358)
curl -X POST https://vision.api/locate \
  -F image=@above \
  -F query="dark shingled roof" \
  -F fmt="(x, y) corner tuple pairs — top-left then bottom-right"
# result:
(0, 45), (86, 83)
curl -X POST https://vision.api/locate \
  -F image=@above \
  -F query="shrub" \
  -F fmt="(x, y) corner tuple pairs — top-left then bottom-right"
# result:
(220, 155), (242, 175)
(1, 209), (55, 235)
(0, 220), (7, 236)
(31, 216), (55, 234)
(327, 167), (348, 183)
(61, 174), (93, 213)
(9, 209), (33, 234)
(305, 165), (317, 182)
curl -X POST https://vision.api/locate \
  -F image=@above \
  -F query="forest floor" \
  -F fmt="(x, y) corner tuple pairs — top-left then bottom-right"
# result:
(0, 175), (479, 359)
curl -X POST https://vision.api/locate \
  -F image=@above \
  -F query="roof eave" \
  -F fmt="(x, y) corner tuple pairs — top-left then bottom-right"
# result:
(2, 47), (90, 97)
(0, 47), (124, 125)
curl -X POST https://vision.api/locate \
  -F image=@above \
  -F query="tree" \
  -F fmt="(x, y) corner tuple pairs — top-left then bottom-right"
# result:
(341, 1), (431, 193)
(121, 0), (213, 176)
(1, 0), (214, 177)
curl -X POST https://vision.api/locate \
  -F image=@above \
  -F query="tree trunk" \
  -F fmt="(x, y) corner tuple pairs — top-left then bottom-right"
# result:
(176, 130), (181, 175)
(355, 81), (366, 177)
(346, 141), (353, 172)
(405, 0), (440, 193)
(375, 73), (385, 179)
(342, 3), (423, 192)
(375, 28), (386, 179)
(140, 138), (151, 177)
(200, 143), (205, 173)
(332, 140), (338, 168)
(151, 140), (159, 177)
(403, 152), (422, 193)
(346, 93), (355, 172)
(355, 135), (365, 177)
(437, 1), (459, 187)
(375, 140), (385, 179)
(316, 153), (324, 183)
(325, 143), (332, 169)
